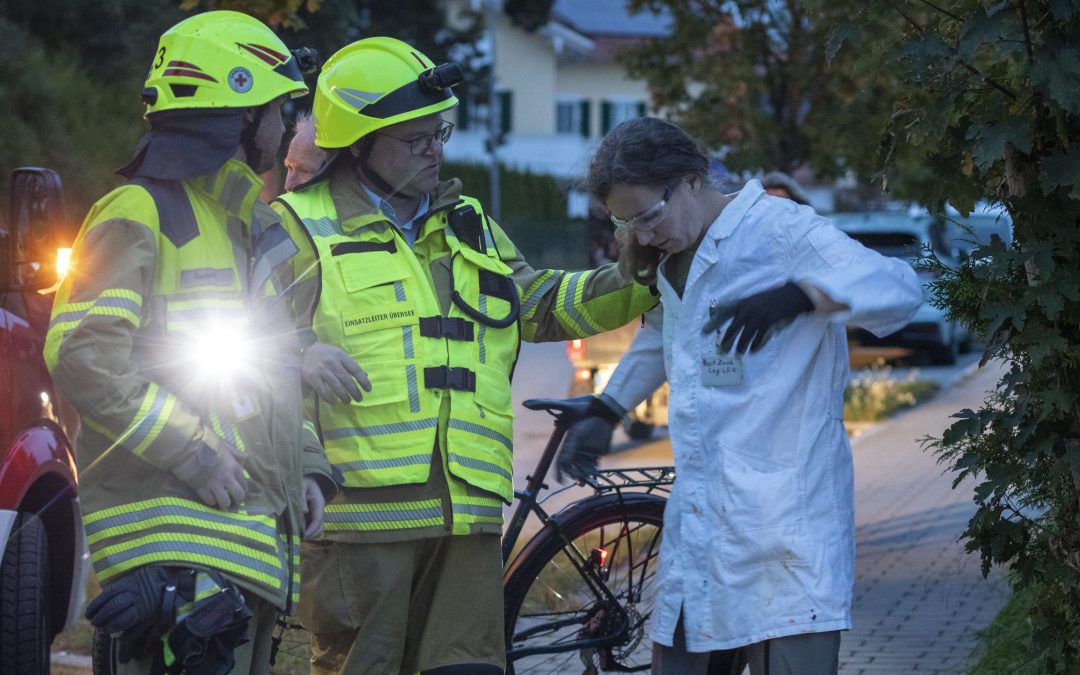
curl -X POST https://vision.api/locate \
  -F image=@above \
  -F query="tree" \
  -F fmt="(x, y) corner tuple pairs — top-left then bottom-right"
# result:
(178, 0), (318, 26)
(504, 0), (556, 31)
(284, 0), (484, 94)
(0, 0), (486, 217)
(833, 1), (1080, 669)
(0, 1), (185, 214)
(618, 0), (905, 179)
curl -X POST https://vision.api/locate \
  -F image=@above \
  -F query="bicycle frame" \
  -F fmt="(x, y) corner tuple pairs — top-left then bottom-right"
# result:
(502, 407), (675, 565)
(502, 400), (674, 663)
(501, 412), (570, 565)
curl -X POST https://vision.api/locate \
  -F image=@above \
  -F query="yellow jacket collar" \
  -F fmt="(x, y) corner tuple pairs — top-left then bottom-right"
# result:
(196, 159), (265, 223)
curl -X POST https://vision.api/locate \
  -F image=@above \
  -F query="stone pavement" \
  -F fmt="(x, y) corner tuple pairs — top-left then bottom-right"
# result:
(841, 361), (1011, 673)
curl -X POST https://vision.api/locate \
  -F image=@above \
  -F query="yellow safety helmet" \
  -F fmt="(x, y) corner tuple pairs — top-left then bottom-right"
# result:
(142, 10), (312, 115)
(313, 37), (462, 149)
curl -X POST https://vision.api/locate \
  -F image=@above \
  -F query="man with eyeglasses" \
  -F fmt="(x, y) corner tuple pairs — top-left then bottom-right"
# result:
(270, 37), (657, 675)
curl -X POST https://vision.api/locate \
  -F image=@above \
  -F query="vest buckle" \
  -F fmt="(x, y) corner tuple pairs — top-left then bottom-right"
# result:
(418, 316), (475, 341)
(423, 366), (476, 392)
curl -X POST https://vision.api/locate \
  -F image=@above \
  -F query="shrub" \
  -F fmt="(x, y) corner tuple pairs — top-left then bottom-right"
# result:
(844, 360), (940, 422)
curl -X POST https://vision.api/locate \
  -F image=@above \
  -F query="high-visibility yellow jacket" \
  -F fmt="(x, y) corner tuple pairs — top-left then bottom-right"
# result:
(45, 160), (334, 609)
(272, 164), (657, 541)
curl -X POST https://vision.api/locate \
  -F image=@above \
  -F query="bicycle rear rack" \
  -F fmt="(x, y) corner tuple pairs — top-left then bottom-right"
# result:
(585, 466), (675, 495)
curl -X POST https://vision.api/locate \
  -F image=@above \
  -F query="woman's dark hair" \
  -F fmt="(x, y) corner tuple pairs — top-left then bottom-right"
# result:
(585, 117), (710, 285)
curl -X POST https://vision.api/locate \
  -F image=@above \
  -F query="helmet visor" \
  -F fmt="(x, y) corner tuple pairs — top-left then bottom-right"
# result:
(273, 48), (320, 93)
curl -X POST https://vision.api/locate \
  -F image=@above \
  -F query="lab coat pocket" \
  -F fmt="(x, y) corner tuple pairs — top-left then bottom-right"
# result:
(721, 445), (808, 570)
(706, 331), (781, 388)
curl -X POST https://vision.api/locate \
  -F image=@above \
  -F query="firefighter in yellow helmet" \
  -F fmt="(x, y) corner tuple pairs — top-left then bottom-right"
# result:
(44, 11), (335, 675)
(270, 37), (658, 675)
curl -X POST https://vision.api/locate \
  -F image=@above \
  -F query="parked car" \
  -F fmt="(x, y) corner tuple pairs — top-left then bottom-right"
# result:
(832, 208), (1006, 365)
(566, 323), (669, 440)
(934, 202), (1014, 258)
(0, 168), (86, 675)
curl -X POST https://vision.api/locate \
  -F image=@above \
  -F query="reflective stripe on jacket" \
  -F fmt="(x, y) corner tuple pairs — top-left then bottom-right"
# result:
(45, 160), (332, 608)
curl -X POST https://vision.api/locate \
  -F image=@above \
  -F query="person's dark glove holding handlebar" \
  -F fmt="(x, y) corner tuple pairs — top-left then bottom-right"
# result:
(556, 394), (626, 483)
(702, 282), (814, 354)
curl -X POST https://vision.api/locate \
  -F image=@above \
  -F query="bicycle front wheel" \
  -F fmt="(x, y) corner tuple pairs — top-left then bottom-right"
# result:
(503, 493), (665, 674)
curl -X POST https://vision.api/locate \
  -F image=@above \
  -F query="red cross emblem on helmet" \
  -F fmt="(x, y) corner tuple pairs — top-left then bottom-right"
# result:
(228, 67), (254, 93)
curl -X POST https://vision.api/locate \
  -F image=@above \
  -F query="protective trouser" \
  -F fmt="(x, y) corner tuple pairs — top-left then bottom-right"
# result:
(651, 614), (841, 675)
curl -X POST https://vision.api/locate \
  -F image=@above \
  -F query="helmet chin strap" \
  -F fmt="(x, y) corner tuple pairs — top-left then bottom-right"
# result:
(352, 135), (409, 200)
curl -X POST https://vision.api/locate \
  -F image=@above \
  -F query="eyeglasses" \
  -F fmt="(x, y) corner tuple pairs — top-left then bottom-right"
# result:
(609, 181), (681, 233)
(377, 121), (454, 155)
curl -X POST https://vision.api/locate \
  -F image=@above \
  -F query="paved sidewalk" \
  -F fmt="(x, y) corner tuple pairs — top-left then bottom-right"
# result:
(842, 361), (1011, 673)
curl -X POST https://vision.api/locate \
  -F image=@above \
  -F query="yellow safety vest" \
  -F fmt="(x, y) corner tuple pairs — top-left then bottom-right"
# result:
(277, 184), (519, 506)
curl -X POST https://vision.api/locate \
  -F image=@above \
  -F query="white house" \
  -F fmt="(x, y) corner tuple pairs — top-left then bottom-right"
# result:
(443, 0), (670, 186)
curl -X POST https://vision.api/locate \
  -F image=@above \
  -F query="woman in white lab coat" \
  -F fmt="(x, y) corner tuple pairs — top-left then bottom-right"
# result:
(557, 118), (923, 674)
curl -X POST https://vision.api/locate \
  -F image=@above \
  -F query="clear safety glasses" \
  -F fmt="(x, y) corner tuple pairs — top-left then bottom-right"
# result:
(378, 121), (454, 156)
(609, 180), (680, 233)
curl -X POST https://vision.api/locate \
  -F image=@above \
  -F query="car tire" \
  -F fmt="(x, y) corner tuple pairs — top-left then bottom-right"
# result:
(958, 334), (973, 354)
(0, 513), (51, 675)
(930, 332), (959, 366)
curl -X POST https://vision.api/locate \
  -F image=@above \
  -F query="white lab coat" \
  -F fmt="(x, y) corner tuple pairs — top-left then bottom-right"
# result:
(603, 181), (922, 652)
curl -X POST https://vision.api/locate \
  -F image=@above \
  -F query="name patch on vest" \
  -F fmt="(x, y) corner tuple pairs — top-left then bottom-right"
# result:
(181, 267), (235, 288)
(343, 308), (417, 332)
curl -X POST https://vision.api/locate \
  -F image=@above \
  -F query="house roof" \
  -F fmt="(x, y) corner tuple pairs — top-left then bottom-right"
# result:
(552, 0), (671, 38)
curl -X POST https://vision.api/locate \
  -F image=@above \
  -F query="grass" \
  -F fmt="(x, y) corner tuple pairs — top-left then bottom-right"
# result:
(51, 575), (98, 660)
(967, 585), (1044, 674)
(844, 360), (940, 422)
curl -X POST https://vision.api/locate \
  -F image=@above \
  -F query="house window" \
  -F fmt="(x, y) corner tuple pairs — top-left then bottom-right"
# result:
(456, 85), (474, 131)
(601, 100), (647, 135)
(556, 99), (591, 137)
(454, 88), (511, 135)
(497, 90), (513, 136)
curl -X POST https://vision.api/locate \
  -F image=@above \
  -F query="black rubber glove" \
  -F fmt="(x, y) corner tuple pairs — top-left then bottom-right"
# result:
(85, 566), (172, 634)
(556, 394), (625, 483)
(702, 282), (814, 354)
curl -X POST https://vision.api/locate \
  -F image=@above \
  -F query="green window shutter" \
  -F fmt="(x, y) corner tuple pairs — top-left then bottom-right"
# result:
(637, 101), (647, 117)
(498, 91), (513, 135)
(458, 89), (471, 130)
(601, 101), (613, 135)
(580, 100), (591, 138)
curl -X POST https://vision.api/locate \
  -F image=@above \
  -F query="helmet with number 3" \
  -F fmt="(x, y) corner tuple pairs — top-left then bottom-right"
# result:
(142, 10), (309, 115)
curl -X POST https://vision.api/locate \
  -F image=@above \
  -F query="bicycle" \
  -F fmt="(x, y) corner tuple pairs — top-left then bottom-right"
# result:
(501, 396), (674, 675)
(93, 396), (675, 675)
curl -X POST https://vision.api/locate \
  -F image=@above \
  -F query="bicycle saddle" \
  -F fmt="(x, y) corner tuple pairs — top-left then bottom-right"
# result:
(522, 395), (595, 422)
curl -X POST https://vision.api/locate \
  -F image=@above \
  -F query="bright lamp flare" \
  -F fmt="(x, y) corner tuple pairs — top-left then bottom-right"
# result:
(56, 247), (73, 280)
(184, 320), (255, 382)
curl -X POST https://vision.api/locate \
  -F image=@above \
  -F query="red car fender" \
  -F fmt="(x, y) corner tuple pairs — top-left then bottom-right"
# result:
(0, 422), (77, 510)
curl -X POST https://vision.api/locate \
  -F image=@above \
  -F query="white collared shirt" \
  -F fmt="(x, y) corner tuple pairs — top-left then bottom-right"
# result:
(360, 184), (430, 246)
